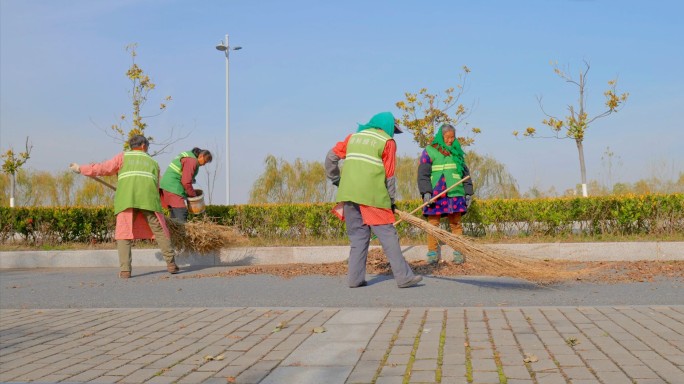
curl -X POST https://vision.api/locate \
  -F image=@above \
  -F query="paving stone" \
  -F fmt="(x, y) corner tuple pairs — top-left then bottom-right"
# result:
(118, 368), (159, 383)
(346, 360), (380, 383)
(619, 364), (661, 379)
(260, 366), (353, 384)
(379, 364), (407, 376)
(87, 375), (124, 383)
(410, 358), (437, 371)
(374, 376), (405, 384)
(470, 370), (501, 383)
(176, 370), (215, 383)
(2, 306), (683, 384)
(561, 366), (596, 380)
(535, 372), (567, 384)
(407, 369), (436, 382)
(502, 365), (532, 379)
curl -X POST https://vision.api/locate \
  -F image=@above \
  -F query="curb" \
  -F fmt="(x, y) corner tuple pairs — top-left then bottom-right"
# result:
(1, 242), (682, 269)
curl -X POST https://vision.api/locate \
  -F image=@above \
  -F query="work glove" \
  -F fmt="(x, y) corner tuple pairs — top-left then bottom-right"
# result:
(331, 177), (340, 187)
(465, 195), (472, 209)
(423, 192), (435, 208)
(69, 163), (80, 174)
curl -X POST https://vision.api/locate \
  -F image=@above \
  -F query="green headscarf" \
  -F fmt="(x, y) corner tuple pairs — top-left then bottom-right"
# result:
(357, 112), (397, 138)
(432, 124), (465, 165)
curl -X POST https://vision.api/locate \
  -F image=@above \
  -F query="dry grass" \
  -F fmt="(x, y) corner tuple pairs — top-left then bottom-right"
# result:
(166, 216), (246, 254)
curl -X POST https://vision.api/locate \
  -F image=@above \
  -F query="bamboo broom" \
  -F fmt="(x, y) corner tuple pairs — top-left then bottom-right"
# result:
(395, 209), (586, 284)
(87, 175), (244, 253)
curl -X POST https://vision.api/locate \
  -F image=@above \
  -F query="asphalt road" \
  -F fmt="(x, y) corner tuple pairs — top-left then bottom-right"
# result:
(1, 266), (682, 309)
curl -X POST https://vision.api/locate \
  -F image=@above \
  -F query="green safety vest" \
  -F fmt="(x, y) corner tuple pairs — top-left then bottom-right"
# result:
(336, 129), (392, 208)
(114, 151), (162, 214)
(160, 151), (199, 197)
(425, 146), (465, 197)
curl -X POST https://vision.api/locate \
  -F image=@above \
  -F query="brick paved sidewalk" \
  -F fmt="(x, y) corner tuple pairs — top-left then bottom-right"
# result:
(1, 306), (683, 383)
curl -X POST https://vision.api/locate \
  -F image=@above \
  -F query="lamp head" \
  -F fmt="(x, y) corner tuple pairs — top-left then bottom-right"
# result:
(233, 46), (242, 51)
(215, 43), (227, 51)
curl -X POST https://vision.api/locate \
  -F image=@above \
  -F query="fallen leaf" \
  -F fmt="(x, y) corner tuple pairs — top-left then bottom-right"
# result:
(312, 327), (326, 333)
(523, 353), (538, 363)
(204, 355), (214, 361)
(226, 377), (236, 383)
(214, 354), (224, 361)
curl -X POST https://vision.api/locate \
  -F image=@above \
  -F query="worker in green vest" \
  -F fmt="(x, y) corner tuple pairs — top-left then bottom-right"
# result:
(417, 124), (474, 264)
(69, 135), (179, 279)
(326, 111), (423, 289)
(160, 148), (213, 222)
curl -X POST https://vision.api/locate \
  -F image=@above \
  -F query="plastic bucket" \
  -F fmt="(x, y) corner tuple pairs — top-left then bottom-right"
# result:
(187, 189), (206, 214)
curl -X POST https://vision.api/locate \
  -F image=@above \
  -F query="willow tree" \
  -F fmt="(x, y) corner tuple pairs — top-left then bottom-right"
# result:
(515, 61), (629, 197)
(249, 155), (335, 204)
(1, 137), (32, 207)
(465, 152), (519, 199)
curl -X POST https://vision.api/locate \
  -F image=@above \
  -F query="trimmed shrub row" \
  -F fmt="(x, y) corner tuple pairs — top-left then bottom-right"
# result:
(1, 194), (682, 245)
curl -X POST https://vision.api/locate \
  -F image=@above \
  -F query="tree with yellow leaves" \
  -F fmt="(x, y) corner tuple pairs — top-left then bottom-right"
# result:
(108, 44), (175, 154)
(1, 137), (32, 207)
(395, 66), (481, 148)
(514, 60), (629, 197)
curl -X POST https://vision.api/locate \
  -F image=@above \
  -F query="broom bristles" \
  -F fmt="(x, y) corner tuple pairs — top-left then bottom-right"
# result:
(395, 209), (587, 283)
(166, 217), (246, 254)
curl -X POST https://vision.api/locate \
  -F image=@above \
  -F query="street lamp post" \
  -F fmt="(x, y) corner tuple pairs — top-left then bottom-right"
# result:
(215, 35), (241, 205)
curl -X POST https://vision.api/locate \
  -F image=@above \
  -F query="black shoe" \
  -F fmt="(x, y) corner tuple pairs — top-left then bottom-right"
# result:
(349, 281), (368, 288)
(398, 276), (423, 288)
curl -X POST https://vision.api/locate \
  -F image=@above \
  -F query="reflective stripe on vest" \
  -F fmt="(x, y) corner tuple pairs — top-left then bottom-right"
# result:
(114, 151), (162, 214)
(335, 129), (392, 208)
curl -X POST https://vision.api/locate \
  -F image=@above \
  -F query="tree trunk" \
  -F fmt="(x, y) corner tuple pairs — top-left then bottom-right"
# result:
(576, 139), (588, 197)
(10, 172), (16, 207)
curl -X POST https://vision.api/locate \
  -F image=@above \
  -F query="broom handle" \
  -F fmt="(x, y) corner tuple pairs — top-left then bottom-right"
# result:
(405, 175), (470, 218)
(87, 175), (117, 191)
(371, 175), (471, 240)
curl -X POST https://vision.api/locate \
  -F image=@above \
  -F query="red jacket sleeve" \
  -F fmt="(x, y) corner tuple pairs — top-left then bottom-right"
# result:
(332, 134), (352, 158)
(180, 157), (199, 197)
(382, 139), (396, 178)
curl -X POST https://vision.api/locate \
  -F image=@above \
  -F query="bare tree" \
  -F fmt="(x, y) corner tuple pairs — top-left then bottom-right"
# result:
(104, 44), (189, 155)
(202, 142), (223, 204)
(515, 60), (629, 197)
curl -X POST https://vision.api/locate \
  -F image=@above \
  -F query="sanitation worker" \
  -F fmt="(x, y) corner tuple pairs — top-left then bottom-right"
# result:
(160, 147), (213, 222)
(326, 111), (423, 288)
(69, 135), (179, 279)
(417, 124), (474, 265)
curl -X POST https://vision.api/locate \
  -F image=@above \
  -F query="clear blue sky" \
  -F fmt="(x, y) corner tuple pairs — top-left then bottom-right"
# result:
(2, 0), (682, 204)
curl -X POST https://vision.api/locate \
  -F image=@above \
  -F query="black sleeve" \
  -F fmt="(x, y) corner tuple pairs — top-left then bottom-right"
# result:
(462, 163), (474, 196)
(417, 161), (433, 196)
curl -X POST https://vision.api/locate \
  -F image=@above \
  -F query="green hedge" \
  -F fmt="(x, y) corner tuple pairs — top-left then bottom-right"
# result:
(1, 194), (682, 245)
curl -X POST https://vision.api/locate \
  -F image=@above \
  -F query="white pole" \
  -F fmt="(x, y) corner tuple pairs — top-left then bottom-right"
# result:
(224, 34), (231, 205)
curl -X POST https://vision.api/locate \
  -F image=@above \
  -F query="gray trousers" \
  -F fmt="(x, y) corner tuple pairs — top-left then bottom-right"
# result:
(169, 207), (189, 223)
(117, 209), (176, 272)
(344, 202), (416, 287)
